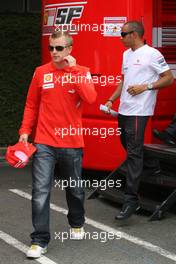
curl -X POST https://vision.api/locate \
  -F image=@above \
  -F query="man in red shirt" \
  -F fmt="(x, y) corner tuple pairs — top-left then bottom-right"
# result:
(19, 30), (97, 259)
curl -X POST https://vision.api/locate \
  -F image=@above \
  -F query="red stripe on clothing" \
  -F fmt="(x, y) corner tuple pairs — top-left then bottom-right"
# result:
(135, 116), (138, 141)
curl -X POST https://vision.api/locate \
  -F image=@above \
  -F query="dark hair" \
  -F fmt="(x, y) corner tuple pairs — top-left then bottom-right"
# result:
(124, 21), (144, 38)
(50, 30), (73, 46)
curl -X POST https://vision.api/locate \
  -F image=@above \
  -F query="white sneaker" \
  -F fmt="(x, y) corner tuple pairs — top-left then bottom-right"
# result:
(70, 227), (85, 240)
(26, 244), (47, 258)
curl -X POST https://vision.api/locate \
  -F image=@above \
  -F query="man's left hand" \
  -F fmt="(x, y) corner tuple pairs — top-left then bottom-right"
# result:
(127, 84), (147, 96)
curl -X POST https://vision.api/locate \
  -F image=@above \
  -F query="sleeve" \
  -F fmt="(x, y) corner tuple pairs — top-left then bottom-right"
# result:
(74, 70), (97, 104)
(150, 49), (170, 74)
(19, 68), (41, 135)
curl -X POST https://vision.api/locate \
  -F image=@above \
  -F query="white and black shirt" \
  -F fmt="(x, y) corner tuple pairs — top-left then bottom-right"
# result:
(119, 44), (170, 116)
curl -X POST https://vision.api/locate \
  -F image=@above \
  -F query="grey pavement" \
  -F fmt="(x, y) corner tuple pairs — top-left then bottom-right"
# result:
(0, 164), (176, 264)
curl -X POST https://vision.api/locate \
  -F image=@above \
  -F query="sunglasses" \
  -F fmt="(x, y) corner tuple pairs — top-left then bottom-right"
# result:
(48, 45), (70, 52)
(121, 31), (134, 38)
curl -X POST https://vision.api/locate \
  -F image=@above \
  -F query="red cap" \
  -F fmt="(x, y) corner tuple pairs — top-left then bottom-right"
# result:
(5, 142), (36, 168)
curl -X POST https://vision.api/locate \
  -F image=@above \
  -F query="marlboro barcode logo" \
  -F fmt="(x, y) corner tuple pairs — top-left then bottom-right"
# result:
(43, 2), (87, 35)
(103, 17), (126, 37)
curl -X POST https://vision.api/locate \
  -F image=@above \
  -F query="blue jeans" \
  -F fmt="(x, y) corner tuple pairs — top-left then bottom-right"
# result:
(30, 144), (85, 247)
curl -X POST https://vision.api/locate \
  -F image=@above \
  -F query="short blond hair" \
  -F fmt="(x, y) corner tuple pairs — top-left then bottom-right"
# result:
(50, 30), (73, 46)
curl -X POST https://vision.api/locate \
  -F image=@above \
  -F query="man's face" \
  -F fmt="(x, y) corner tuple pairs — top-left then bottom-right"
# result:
(49, 36), (72, 64)
(120, 25), (135, 48)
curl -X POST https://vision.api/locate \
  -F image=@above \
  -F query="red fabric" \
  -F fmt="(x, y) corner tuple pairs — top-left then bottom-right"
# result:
(5, 142), (36, 168)
(19, 62), (97, 148)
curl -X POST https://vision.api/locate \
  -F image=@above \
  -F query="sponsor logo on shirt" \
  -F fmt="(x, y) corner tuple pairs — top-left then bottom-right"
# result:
(133, 59), (141, 66)
(44, 73), (53, 83)
(68, 89), (76, 94)
(43, 73), (54, 89)
(42, 83), (54, 89)
(123, 66), (128, 71)
(158, 57), (167, 67)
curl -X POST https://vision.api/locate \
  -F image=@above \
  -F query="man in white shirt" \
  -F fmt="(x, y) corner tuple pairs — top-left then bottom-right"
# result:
(106, 21), (174, 220)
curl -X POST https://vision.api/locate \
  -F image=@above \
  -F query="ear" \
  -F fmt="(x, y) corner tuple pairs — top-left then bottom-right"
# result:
(133, 31), (139, 39)
(68, 46), (72, 54)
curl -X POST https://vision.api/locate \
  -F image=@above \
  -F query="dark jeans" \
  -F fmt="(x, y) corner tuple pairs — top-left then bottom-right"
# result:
(118, 114), (159, 204)
(30, 144), (85, 247)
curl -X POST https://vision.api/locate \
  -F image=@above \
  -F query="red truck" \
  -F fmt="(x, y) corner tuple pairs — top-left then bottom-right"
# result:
(41, 0), (176, 171)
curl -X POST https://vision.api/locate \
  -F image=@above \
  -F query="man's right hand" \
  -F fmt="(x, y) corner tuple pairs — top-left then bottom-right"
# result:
(19, 134), (28, 146)
(64, 55), (76, 67)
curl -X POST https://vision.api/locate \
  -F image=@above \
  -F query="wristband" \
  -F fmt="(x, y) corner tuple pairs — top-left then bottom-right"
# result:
(147, 83), (153, 90)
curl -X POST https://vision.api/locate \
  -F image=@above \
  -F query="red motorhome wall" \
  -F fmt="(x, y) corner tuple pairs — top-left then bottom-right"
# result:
(41, 0), (175, 171)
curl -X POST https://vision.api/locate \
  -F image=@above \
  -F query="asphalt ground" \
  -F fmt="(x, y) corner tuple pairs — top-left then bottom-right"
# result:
(0, 162), (176, 264)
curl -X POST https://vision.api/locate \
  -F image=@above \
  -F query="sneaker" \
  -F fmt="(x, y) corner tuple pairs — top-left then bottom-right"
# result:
(26, 244), (47, 258)
(70, 227), (85, 240)
(115, 202), (140, 220)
